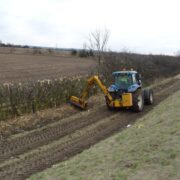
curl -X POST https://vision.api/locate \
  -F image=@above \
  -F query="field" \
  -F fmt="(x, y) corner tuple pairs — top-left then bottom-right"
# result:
(0, 47), (180, 179)
(0, 75), (179, 179)
(0, 47), (95, 83)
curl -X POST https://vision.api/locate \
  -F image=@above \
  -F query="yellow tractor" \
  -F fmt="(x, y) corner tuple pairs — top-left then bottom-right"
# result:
(70, 70), (153, 112)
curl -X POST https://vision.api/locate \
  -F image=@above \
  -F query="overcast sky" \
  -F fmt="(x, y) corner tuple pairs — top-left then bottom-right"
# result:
(0, 0), (180, 55)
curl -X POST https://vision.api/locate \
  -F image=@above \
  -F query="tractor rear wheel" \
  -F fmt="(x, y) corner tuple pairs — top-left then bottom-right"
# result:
(132, 89), (144, 112)
(144, 88), (154, 105)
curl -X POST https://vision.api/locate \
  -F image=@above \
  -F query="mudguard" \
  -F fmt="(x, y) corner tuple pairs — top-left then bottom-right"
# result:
(108, 84), (119, 92)
(127, 84), (141, 93)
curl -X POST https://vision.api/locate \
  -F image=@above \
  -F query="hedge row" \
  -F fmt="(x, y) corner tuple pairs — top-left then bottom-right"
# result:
(0, 77), (89, 120)
(101, 52), (180, 86)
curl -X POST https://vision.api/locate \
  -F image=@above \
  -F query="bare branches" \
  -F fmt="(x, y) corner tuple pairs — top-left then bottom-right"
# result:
(87, 28), (110, 69)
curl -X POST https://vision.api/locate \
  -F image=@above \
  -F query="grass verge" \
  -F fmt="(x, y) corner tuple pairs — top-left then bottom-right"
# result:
(30, 90), (180, 180)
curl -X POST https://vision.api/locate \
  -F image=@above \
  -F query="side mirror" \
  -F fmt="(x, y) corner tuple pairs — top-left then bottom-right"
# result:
(135, 73), (142, 86)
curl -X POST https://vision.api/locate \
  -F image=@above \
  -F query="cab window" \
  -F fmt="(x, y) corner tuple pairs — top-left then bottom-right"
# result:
(132, 74), (137, 84)
(115, 74), (133, 86)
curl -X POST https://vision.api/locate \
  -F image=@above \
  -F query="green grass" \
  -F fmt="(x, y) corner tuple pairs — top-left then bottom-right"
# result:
(29, 90), (180, 180)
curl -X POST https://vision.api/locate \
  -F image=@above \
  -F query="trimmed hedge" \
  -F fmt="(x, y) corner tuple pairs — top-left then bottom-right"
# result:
(0, 77), (88, 120)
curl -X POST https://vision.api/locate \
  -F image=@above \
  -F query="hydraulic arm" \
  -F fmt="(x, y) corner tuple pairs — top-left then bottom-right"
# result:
(70, 75), (113, 109)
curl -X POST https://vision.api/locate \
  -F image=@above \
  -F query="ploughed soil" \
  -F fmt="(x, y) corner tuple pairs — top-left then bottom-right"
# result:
(0, 52), (95, 83)
(0, 75), (179, 179)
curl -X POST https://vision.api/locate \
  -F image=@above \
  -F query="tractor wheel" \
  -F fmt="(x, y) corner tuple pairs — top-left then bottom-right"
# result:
(132, 89), (144, 112)
(144, 88), (154, 105)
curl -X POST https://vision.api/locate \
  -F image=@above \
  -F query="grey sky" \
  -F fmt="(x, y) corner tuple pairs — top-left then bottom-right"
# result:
(0, 0), (180, 55)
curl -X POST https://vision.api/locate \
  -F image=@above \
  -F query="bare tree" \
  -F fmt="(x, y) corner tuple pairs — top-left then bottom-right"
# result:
(87, 28), (110, 69)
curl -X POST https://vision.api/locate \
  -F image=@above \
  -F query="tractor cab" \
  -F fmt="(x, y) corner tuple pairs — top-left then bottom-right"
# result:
(108, 71), (142, 95)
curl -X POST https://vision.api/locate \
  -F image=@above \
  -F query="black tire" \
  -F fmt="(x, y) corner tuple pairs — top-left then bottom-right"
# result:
(132, 89), (144, 112)
(144, 88), (154, 105)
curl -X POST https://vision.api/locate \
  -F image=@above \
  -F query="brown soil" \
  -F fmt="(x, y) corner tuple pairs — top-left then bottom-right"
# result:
(0, 53), (95, 83)
(0, 76), (179, 179)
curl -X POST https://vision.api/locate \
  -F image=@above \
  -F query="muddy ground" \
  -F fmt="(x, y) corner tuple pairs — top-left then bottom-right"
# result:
(0, 75), (179, 179)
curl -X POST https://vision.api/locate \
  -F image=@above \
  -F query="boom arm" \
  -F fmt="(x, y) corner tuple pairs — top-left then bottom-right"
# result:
(70, 75), (113, 109)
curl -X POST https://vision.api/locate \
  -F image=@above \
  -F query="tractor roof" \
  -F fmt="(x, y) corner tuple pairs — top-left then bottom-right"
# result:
(112, 71), (137, 76)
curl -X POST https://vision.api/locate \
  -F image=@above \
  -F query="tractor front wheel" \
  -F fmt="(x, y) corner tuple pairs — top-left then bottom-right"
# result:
(132, 90), (144, 112)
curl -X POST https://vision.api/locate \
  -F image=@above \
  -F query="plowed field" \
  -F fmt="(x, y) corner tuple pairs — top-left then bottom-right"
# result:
(0, 53), (95, 82)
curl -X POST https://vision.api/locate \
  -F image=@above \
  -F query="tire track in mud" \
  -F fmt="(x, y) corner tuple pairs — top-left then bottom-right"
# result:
(0, 77), (179, 179)
(0, 106), (114, 163)
(0, 113), (131, 180)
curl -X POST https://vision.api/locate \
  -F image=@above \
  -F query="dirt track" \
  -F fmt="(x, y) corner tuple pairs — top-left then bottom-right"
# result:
(0, 76), (179, 179)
